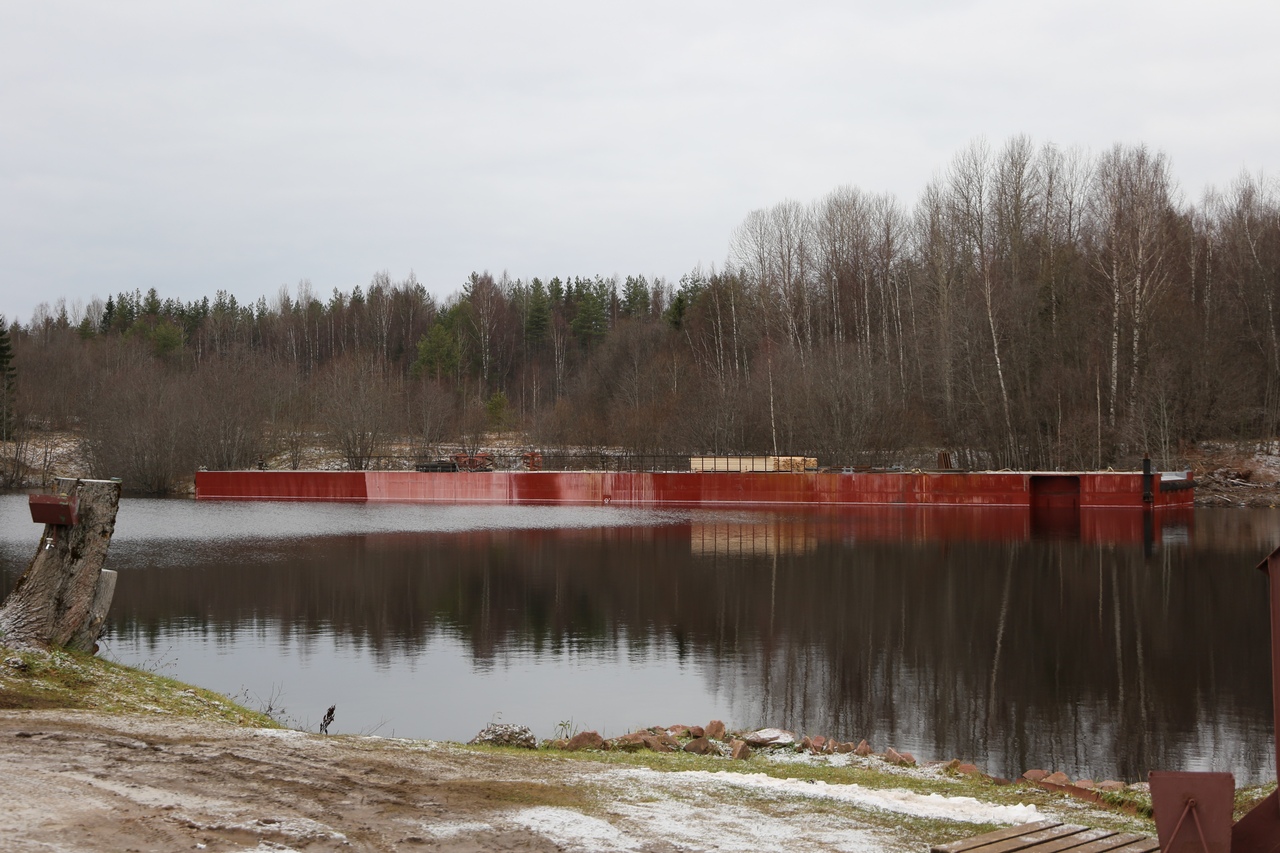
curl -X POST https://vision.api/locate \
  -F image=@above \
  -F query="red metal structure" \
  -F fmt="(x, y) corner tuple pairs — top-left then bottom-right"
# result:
(1227, 547), (1280, 851)
(194, 468), (1195, 510)
(1147, 548), (1280, 853)
(28, 492), (78, 526)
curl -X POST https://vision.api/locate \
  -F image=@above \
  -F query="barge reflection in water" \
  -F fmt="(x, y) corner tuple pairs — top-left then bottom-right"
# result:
(0, 497), (1271, 784)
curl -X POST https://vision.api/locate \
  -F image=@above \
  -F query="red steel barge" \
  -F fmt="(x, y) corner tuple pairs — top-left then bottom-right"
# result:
(195, 457), (1194, 510)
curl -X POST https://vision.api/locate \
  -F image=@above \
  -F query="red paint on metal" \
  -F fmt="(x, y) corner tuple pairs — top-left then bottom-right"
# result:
(194, 468), (1192, 507)
(195, 470), (369, 501)
(1266, 551), (1280, 794)
(195, 469), (1194, 510)
(1220, 548), (1280, 851)
(1148, 771), (1234, 853)
(1232, 788), (1280, 852)
(29, 492), (78, 526)
(1140, 547), (1280, 852)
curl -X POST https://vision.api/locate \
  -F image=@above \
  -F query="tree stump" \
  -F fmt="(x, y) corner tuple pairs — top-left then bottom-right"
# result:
(0, 478), (122, 652)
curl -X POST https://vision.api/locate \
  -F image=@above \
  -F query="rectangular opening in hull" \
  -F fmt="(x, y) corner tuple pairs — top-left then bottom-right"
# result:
(1030, 475), (1081, 509)
(1030, 476), (1081, 539)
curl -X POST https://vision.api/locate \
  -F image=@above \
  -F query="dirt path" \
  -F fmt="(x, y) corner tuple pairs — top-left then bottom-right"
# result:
(0, 711), (596, 852)
(0, 710), (1070, 853)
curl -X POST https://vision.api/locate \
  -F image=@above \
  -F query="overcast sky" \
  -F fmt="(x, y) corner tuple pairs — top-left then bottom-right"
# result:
(3, 0), (1278, 326)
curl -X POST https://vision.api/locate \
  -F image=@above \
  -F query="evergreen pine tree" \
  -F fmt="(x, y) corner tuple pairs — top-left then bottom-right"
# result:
(0, 316), (15, 441)
(100, 295), (115, 334)
(525, 279), (550, 347)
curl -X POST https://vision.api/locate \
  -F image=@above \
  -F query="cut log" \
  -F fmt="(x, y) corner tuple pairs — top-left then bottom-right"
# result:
(0, 478), (122, 652)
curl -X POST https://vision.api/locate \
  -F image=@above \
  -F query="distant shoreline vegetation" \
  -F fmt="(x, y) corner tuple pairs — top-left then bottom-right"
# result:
(7, 136), (1280, 493)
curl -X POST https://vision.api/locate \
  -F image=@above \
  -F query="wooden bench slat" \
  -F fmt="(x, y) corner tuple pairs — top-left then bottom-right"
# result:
(932, 821), (1062, 853)
(1060, 833), (1150, 853)
(930, 820), (1160, 853)
(957, 823), (1090, 853)
(1101, 840), (1161, 853)
(1031, 827), (1118, 852)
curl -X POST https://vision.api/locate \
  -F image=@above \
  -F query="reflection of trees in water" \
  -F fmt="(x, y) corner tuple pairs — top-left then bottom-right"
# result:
(108, 527), (717, 665)
(104, 524), (1274, 783)
(714, 540), (1273, 783)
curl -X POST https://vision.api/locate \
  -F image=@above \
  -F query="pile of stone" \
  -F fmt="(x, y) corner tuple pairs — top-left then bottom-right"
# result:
(546, 720), (730, 756)
(540, 721), (920, 766)
(1022, 769), (1130, 793)
(468, 721), (1150, 816)
(468, 722), (1146, 795)
(468, 723), (539, 749)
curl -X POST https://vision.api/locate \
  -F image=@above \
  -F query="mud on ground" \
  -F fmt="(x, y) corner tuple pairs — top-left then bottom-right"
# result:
(0, 710), (647, 852)
(1, 709), (1140, 853)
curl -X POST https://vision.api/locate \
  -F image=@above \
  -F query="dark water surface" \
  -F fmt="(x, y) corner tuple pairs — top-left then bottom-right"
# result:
(2, 496), (1277, 784)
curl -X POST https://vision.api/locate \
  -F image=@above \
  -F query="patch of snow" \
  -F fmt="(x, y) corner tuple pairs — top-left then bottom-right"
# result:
(609, 798), (883, 853)
(765, 749), (859, 768)
(509, 807), (636, 851)
(614, 767), (1041, 825)
(761, 747), (972, 783)
(253, 728), (308, 740)
(821, 753), (854, 768)
(212, 816), (346, 843)
(1252, 448), (1280, 482)
(418, 819), (494, 839)
(62, 772), (217, 812)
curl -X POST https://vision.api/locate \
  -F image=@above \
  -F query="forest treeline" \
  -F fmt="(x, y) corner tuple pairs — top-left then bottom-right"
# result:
(4, 135), (1280, 493)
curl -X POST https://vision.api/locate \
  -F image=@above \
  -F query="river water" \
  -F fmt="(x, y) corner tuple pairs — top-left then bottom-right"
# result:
(1, 496), (1277, 784)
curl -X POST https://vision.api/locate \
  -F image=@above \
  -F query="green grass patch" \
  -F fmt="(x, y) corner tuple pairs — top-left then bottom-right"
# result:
(1095, 787), (1153, 818)
(0, 644), (275, 727)
(455, 740), (1161, 838)
(1236, 781), (1278, 820)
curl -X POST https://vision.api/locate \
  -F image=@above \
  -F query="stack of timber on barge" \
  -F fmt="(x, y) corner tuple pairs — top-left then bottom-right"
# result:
(195, 458), (1194, 510)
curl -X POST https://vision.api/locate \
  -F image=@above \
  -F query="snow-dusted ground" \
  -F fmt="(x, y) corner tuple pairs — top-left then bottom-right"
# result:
(531, 765), (1041, 852)
(414, 761), (1047, 853)
(433, 741), (1081, 853)
(0, 711), (1112, 853)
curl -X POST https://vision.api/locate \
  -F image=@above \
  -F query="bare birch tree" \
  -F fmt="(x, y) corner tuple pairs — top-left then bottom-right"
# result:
(1088, 144), (1177, 428)
(948, 140), (1016, 461)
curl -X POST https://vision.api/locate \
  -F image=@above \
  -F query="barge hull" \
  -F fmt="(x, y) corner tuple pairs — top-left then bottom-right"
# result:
(194, 470), (1194, 509)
